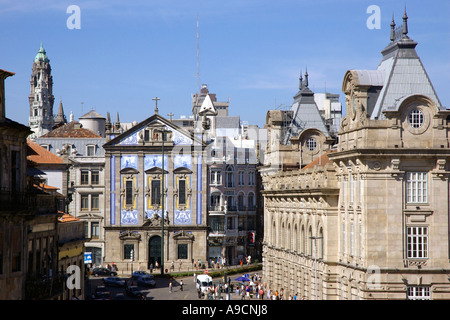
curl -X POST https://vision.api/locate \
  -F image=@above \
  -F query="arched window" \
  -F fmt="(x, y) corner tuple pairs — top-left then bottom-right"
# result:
(319, 227), (324, 259)
(248, 192), (255, 210)
(301, 226), (306, 253)
(287, 223), (292, 250)
(308, 226), (313, 255)
(225, 165), (234, 188)
(237, 192), (245, 211)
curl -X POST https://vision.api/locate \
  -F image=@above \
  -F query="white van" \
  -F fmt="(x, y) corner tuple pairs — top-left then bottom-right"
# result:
(196, 274), (213, 295)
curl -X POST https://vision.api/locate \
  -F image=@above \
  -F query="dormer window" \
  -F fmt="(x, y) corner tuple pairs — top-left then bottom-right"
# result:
(408, 109), (424, 128)
(306, 138), (317, 151)
(87, 145), (95, 156)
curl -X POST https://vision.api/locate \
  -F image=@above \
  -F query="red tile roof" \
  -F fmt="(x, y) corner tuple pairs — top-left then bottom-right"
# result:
(40, 121), (101, 138)
(58, 212), (81, 223)
(302, 150), (335, 170)
(27, 139), (63, 164)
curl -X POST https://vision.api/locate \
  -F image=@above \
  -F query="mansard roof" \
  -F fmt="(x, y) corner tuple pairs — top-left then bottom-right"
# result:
(283, 70), (330, 144)
(344, 10), (443, 120)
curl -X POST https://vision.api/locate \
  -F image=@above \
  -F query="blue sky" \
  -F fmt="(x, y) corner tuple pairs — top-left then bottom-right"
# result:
(1, 0), (449, 128)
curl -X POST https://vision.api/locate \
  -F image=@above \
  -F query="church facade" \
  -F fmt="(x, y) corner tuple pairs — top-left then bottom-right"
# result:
(102, 112), (208, 272)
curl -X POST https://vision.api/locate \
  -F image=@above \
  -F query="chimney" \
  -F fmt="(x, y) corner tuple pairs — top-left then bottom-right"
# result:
(0, 69), (15, 122)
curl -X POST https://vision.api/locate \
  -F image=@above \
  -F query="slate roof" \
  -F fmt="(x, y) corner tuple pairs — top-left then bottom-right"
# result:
(351, 14), (443, 120)
(283, 73), (330, 144)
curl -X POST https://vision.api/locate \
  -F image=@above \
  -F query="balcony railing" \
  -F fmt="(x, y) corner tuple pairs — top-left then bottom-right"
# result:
(0, 188), (59, 214)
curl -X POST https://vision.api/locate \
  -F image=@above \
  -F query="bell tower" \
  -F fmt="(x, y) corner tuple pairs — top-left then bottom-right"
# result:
(28, 42), (55, 139)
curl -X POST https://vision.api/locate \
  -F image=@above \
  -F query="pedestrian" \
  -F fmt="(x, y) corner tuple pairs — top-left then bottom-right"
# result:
(150, 263), (153, 273)
(180, 279), (184, 291)
(169, 281), (173, 293)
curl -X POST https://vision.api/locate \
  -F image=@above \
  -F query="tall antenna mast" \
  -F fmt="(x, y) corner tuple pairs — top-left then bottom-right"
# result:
(194, 14), (200, 120)
(196, 14), (200, 98)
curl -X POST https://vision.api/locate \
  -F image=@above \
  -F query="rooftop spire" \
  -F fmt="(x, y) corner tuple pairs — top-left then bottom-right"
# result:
(390, 13), (396, 42)
(402, 6), (409, 38)
(299, 69), (303, 90)
(304, 68), (309, 88)
(54, 99), (67, 124)
(34, 41), (49, 63)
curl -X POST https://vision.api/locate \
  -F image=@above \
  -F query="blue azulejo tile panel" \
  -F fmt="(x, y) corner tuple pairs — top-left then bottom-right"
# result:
(173, 154), (192, 169)
(121, 155), (138, 170)
(144, 154), (168, 171)
(174, 210), (192, 225)
(121, 210), (138, 225)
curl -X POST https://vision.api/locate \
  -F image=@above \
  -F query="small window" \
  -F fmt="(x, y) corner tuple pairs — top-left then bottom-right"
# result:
(407, 226), (428, 259)
(87, 145), (95, 156)
(151, 179), (161, 206)
(408, 109), (424, 129)
(91, 194), (99, 210)
(407, 286), (430, 300)
(178, 244), (188, 259)
(406, 172), (427, 203)
(81, 170), (89, 185)
(178, 179), (186, 205)
(81, 195), (89, 211)
(91, 222), (99, 239)
(125, 180), (133, 205)
(306, 138), (317, 151)
(123, 244), (134, 260)
(144, 129), (150, 141)
(91, 170), (99, 185)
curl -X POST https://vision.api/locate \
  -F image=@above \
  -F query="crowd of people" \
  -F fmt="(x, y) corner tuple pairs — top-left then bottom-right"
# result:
(190, 272), (306, 300)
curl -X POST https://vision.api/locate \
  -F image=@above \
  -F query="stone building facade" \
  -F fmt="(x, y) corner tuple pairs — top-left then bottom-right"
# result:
(261, 13), (450, 300)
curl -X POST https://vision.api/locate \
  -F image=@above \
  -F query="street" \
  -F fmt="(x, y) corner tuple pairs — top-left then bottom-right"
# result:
(86, 274), (258, 300)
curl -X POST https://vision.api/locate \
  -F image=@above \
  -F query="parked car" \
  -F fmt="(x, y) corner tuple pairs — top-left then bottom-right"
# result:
(126, 285), (145, 298)
(103, 276), (126, 287)
(92, 267), (117, 277)
(94, 286), (111, 300)
(137, 275), (156, 287)
(131, 270), (149, 280)
(113, 293), (125, 300)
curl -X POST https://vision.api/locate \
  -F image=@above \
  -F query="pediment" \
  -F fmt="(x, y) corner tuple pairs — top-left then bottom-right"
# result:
(104, 114), (203, 148)
(145, 166), (169, 174)
(173, 167), (192, 174)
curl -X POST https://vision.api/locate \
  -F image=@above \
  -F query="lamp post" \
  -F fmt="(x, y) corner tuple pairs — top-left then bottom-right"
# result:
(155, 128), (171, 276)
(309, 236), (323, 300)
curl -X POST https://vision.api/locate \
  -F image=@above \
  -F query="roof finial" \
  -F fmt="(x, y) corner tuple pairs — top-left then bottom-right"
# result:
(402, 5), (408, 38)
(304, 67), (309, 88)
(299, 69), (303, 90)
(390, 12), (396, 42)
(152, 96), (160, 115)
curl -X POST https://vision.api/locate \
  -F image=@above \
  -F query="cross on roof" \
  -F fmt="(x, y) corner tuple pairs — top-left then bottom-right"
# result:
(167, 112), (174, 121)
(152, 97), (160, 115)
